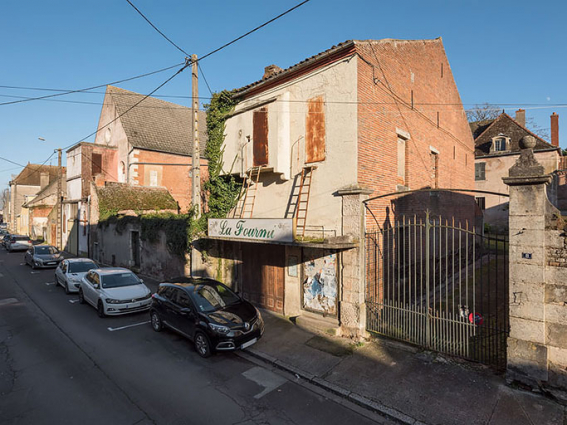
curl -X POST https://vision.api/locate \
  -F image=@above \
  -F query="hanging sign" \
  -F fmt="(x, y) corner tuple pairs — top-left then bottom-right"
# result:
(208, 218), (294, 243)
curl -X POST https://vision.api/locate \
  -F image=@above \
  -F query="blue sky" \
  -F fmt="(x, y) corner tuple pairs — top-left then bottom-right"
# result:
(1, 0), (565, 190)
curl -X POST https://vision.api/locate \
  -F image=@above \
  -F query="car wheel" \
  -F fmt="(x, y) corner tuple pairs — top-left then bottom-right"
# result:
(97, 301), (106, 318)
(194, 331), (212, 358)
(64, 281), (70, 295)
(31, 261), (36, 270)
(150, 311), (163, 332)
(78, 288), (85, 304)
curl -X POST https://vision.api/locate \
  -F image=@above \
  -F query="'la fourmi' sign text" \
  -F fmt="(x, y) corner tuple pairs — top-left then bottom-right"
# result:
(208, 218), (294, 243)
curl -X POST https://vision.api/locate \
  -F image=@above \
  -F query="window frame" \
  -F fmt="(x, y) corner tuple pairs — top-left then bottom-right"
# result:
(475, 162), (486, 181)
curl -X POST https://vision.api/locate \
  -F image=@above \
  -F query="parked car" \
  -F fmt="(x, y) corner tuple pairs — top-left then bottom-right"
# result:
(6, 235), (32, 252)
(149, 277), (264, 358)
(24, 245), (63, 269)
(55, 258), (98, 294)
(2, 234), (12, 248)
(78, 268), (151, 317)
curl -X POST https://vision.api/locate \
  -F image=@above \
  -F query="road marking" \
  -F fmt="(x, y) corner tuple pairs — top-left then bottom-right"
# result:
(69, 299), (79, 304)
(107, 321), (150, 332)
(0, 298), (18, 306)
(20, 263), (26, 266)
(45, 282), (56, 286)
(31, 271), (40, 274)
(242, 366), (287, 399)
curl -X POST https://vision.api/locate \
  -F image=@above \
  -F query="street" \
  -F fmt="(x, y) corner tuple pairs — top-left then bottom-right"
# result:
(0, 247), (387, 425)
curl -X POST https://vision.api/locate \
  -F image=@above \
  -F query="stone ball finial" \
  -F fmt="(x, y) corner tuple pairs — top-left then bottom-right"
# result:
(520, 135), (536, 149)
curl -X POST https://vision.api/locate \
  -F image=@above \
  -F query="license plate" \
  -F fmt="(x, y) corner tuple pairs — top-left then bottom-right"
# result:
(47, 262), (56, 265)
(241, 338), (257, 349)
(127, 302), (140, 309)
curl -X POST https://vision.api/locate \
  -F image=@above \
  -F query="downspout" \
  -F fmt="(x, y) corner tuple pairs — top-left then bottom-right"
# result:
(87, 195), (91, 258)
(126, 145), (134, 183)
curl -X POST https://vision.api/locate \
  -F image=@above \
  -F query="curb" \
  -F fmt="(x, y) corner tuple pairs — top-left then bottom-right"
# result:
(242, 347), (426, 425)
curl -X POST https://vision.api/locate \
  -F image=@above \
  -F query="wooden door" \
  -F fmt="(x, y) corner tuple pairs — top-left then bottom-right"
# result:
(241, 243), (284, 314)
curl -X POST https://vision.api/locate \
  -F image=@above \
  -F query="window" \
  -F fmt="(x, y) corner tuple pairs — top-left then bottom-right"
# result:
(494, 137), (507, 152)
(430, 150), (439, 188)
(397, 138), (406, 180)
(149, 170), (158, 187)
(305, 96), (326, 163)
(475, 162), (486, 181)
(476, 197), (486, 210)
(92, 153), (103, 175)
(253, 107), (269, 166)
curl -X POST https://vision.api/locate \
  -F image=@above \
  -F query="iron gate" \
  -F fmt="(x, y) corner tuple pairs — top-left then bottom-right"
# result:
(366, 211), (509, 370)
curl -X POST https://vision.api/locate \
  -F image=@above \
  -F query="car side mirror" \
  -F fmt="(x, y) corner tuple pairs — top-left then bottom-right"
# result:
(140, 279), (144, 284)
(180, 307), (191, 315)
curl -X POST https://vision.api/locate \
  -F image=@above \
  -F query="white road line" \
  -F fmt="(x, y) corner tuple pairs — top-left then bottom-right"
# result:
(0, 298), (18, 306)
(20, 263), (26, 266)
(31, 271), (40, 274)
(107, 321), (150, 332)
(45, 282), (56, 286)
(69, 299), (79, 304)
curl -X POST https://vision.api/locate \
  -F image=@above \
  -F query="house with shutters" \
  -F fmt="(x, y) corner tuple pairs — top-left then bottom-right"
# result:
(199, 38), (476, 336)
(64, 85), (207, 258)
(473, 109), (561, 231)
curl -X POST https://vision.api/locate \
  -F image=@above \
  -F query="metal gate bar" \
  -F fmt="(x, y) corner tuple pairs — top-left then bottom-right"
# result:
(366, 211), (509, 370)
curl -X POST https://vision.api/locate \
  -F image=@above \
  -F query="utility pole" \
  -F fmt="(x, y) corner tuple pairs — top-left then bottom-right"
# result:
(191, 54), (201, 218)
(56, 148), (62, 250)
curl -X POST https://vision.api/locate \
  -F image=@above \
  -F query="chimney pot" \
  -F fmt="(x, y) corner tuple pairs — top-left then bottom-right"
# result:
(262, 64), (283, 80)
(551, 112), (559, 147)
(515, 109), (526, 127)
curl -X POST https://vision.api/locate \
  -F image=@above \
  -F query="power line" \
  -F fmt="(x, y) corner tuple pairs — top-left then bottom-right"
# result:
(0, 62), (184, 107)
(125, 0), (190, 57)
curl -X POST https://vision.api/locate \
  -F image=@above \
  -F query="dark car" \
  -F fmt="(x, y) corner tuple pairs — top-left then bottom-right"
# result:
(1, 234), (11, 248)
(24, 245), (63, 269)
(150, 277), (264, 358)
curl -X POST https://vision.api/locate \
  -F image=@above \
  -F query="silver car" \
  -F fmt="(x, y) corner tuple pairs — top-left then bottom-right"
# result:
(25, 245), (63, 269)
(55, 258), (98, 294)
(78, 268), (152, 317)
(7, 235), (32, 252)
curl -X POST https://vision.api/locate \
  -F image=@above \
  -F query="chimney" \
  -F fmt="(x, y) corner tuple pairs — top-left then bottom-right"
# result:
(40, 172), (49, 189)
(551, 112), (559, 147)
(515, 109), (526, 127)
(262, 64), (283, 80)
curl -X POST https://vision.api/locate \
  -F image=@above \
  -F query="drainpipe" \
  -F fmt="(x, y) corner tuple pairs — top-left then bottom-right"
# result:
(87, 195), (91, 258)
(126, 146), (134, 183)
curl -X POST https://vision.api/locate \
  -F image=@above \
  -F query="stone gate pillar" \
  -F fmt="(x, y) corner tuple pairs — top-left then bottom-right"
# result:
(503, 135), (556, 387)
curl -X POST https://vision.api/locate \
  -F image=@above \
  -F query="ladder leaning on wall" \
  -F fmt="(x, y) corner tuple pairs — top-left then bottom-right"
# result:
(232, 166), (264, 219)
(295, 165), (316, 238)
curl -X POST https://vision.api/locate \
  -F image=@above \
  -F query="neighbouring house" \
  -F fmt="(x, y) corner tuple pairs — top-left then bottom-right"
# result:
(89, 182), (187, 279)
(199, 38), (476, 336)
(7, 164), (63, 236)
(473, 109), (561, 232)
(23, 175), (67, 243)
(65, 85), (208, 258)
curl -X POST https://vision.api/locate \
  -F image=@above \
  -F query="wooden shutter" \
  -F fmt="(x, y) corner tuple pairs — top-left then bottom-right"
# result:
(253, 107), (269, 166)
(305, 96), (325, 163)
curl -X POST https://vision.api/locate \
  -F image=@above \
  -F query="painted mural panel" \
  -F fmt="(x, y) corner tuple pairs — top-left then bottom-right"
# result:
(303, 249), (337, 316)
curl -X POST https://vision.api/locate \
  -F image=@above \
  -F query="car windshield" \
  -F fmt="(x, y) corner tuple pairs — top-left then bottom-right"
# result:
(69, 261), (97, 273)
(192, 284), (240, 312)
(101, 272), (141, 288)
(35, 246), (58, 255)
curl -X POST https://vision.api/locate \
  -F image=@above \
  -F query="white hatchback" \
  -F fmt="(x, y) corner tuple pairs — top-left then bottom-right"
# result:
(78, 268), (152, 317)
(55, 258), (98, 294)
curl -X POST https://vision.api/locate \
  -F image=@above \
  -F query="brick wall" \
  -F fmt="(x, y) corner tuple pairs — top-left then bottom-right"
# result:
(135, 149), (208, 213)
(356, 39), (476, 228)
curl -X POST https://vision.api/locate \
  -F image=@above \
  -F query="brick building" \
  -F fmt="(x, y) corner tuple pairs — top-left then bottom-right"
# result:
(65, 85), (207, 257)
(201, 38), (475, 336)
(473, 110), (560, 231)
(23, 176), (67, 243)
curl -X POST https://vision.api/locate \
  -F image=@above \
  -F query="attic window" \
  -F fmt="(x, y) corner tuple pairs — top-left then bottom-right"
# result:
(491, 136), (509, 152)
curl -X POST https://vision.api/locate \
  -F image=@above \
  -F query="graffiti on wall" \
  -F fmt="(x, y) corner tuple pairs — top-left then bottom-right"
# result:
(303, 251), (337, 316)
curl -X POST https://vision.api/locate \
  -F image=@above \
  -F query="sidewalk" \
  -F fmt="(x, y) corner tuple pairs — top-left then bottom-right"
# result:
(243, 310), (565, 425)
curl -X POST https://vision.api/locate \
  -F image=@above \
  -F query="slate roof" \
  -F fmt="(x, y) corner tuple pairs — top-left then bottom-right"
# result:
(12, 164), (64, 186)
(473, 113), (557, 157)
(233, 38), (442, 98)
(106, 86), (207, 157)
(97, 182), (178, 212)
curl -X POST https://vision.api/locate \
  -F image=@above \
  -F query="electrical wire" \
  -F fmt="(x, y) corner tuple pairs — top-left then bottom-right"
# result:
(125, 0), (190, 57)
(0, 62), (184, 107)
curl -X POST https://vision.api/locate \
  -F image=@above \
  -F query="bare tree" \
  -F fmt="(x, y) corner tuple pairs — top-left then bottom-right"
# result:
(525, 117), (551, 141)
(466, 103), (502, 122)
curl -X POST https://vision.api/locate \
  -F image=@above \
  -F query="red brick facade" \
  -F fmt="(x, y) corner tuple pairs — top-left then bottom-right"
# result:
(134, 150), (209, 213)
(356, 40), (475, 228)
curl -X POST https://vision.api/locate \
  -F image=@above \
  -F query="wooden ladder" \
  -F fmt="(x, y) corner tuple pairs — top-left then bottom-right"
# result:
(295, 166), (316, 238)
(233, 166), (263, 218)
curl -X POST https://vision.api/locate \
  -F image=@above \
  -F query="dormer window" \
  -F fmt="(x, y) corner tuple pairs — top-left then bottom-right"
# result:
(490, 135), (510, 153)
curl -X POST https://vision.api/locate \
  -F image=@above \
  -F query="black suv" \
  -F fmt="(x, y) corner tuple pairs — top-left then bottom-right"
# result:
(149, 277), (264, 358)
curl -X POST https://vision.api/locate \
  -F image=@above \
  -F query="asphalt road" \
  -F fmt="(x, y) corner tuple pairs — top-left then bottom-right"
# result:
(0, 247), (389, 425)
